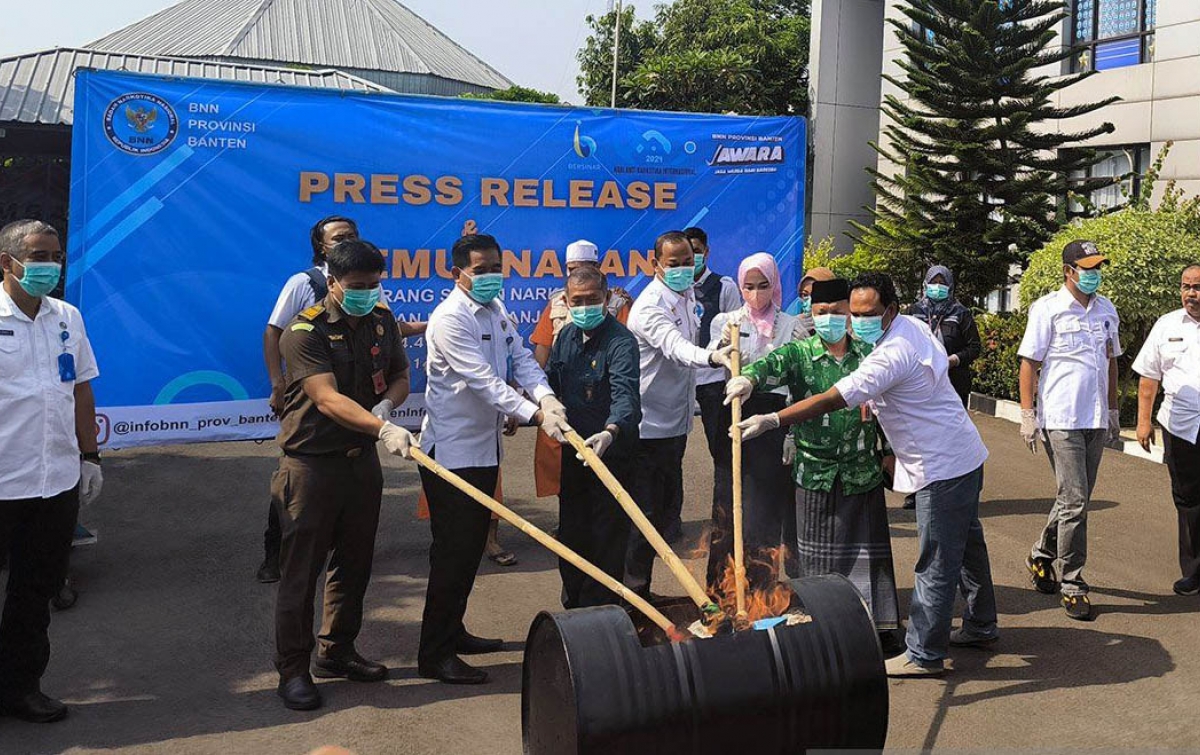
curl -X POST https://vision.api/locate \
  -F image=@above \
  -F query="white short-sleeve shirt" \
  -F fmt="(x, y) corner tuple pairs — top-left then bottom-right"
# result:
(1132, 308), (1200, 443)
(1018, 287), (1122, 431)
(834, 315), (988, 493)
(708, 306), (799, 397)
(0, 290), (100, 500)
(267, 263), (327, 329)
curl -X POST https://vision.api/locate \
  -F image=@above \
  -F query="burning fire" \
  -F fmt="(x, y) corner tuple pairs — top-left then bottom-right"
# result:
(706, 546), (794, 628)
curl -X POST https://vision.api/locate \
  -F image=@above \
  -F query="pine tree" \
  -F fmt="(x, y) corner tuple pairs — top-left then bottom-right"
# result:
(852, 0), (1117, 302)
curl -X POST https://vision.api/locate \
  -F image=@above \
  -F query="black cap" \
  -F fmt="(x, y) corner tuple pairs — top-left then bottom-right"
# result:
(1062, 240), (1107, 269)
(810, 278), (850, 304)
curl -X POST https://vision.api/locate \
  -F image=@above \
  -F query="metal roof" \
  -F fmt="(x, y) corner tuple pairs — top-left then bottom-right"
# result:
(0, 47), (388, 126)
(85, 0), (512, 91)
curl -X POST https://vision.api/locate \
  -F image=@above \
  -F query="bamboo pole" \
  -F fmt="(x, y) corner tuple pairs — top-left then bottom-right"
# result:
(730, 327), (748, 621)
(409, 447), (679, 636)
(566, 431), (719, 615)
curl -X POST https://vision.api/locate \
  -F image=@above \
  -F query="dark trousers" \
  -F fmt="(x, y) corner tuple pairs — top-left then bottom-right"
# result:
(417, 450), (497, 669)
(705, 392), (794, 590)
(558, 449), (633, 609)
(1163, 430), (1200, 583)
(0, 487), (79, 695)
(264, 498), (280, 558)
(272, 450), (383, 679)
(625, 435), (687, 596)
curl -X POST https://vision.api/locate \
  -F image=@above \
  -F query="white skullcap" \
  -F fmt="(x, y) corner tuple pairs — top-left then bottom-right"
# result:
(565, 239), (599, 264)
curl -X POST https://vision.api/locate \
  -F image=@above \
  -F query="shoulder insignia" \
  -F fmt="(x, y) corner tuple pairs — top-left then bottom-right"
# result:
(374, 301), (392, 312)
(299, 304), (325, 321)
(290, 322), (315, 332)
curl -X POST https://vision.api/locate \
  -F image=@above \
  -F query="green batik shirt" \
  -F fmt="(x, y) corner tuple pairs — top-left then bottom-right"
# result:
(742, 335), (887, 495)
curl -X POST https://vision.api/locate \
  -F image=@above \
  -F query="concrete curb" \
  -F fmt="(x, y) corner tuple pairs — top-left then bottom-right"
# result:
(968, 392), (1164, 464)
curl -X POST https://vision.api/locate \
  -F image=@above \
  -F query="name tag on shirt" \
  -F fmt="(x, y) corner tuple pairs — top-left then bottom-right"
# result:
(0, 329), (13, 337)
(58, 353), (76, 382)
(1058, 320), (1082, 334)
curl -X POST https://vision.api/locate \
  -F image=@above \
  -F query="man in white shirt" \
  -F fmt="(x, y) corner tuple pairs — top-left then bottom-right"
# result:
(416, 233), (572, 684)
(1133, 264), (1200, 596)
(625, 230), (734, 598)
(1018, 240), (1121, 621)
(737, 272), (996, 678)
(686, 226), (741, 543)
(0, 220), (102, 723)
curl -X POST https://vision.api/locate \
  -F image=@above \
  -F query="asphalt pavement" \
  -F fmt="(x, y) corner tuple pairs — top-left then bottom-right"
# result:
(1, 414), (1195, 754)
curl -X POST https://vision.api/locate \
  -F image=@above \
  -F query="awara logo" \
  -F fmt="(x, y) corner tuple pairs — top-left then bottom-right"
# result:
(573, 122), (598, 158)
(709, 144), (785, 166)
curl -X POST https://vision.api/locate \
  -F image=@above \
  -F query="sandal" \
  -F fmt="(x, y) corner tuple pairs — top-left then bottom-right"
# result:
(487, 550), (518, 567)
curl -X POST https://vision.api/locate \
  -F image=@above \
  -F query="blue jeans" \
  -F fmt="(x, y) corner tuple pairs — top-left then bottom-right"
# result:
(906, 465), (997, 668)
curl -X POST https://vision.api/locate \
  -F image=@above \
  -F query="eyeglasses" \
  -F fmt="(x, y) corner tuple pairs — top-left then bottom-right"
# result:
(1181, 284), (1200, 294)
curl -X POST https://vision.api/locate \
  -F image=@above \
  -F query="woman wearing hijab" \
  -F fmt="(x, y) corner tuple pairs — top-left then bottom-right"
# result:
(728, 277), (902, 651)
(907, 265), (981, 406)
(796, 266), (836, 338)
(704, 254), (800, 593)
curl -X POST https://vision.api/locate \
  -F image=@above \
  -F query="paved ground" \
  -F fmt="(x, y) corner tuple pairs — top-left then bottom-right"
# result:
(2, 414), (1196, 754)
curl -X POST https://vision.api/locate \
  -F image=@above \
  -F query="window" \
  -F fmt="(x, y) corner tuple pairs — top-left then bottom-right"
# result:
(1070, 0), (1157, 72)
(1067, 144), (1151, 214)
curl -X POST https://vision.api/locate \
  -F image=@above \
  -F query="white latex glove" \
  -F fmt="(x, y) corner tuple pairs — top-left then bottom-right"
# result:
(540, 409), (573, 443)
(577, 430), (614, 463)
(948, 354), (961, 368)
(540, 394), (568, 421)
(1020, 409), (1039, 454)
(379, 422), (418, 458)
(733, 412), (780, 441)
(708, 344), (736, 371)
(79, 461), (103, 506)
(1108, 409), (1122, 444)
(724, 375), (754, 406)
(782, 442), (796, 466)
(370, 398), (395, 420)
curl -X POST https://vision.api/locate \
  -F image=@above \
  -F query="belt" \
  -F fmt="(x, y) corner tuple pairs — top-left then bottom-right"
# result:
(283, 446), (372, 459)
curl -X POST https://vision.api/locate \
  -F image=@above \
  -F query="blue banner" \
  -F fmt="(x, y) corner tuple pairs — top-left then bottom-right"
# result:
(68, 69), (805, 448)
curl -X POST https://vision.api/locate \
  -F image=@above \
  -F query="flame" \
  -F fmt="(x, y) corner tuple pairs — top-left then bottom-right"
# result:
(706, 546), (793, 629)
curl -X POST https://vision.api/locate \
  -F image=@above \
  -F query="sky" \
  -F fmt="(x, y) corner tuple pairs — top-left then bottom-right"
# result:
(0, 0), (657, 104)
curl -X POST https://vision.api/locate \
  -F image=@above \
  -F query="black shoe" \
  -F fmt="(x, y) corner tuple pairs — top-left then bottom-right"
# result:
(277, 674), (322, 710)
(878, 629), (905, 656)
(51, 582), (78, 611)
(1173, 576), (1200, 596)
(1062, 594), (1094, 621)
(312, 652), (388, 682)
(0, 691), (68, 723)
(456, 632), (504, 655)
(1026, 555), (1058, 594)
(419, 655), (488, 685)
(902, 494), (916, 510)
(256, 553), (280, 584)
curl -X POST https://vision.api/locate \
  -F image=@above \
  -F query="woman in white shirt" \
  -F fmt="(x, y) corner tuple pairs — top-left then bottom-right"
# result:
(704, 253), (802, 593)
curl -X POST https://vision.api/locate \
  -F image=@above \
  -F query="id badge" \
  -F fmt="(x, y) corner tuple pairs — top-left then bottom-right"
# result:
(58, 352), (76, 382)
(371, 369), (386, 395)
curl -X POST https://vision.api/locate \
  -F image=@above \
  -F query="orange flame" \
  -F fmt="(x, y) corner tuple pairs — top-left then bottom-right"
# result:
(706, 546), (793, 629)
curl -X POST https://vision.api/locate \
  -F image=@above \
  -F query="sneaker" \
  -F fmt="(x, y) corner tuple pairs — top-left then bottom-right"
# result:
(884, 654), (944, 678)
(1173, 576), (1200, 596)
(1062, 594), (1094, 621)
(1026, 555), (1058, 594)
(949, 627), (998, 648)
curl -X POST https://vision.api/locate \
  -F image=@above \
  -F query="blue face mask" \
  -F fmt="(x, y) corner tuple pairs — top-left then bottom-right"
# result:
(15, 260), (62, 298)
(663, 266), (694, 293)
(1076, 268), (1102, 295)
(851, 314), (886, 344)
(799, 295), (812, 315)
(466, 272), (504, 304)
(339, 284), (381, 317)
(813, 313), (848, 344)
(693, 254), (706, 277)
(569, 304), (606, 331)
(925, 283), (950, 301)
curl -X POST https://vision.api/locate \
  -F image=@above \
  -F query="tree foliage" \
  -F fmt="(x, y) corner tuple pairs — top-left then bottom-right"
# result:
(852, 0), (1117, 304)
(460, 85), (562, 104)
(576, 0), (810, 115)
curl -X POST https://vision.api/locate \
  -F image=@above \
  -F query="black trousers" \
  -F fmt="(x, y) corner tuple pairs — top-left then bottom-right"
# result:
(559, 449), (633, 609)
(264, 498), (280, 558)
(1163, 430), (1200, 583)
(272, 450), (383, 678)
(697, 381), (726, 461)
(0, 486), (79, 695)
(704, 392), (794, 591)
(417, 450), (497, 669)
(625, 435), (687, 596)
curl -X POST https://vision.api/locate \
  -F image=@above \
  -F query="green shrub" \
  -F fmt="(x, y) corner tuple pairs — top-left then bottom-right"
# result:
(972, 312), (1027, 402)
(803, 237), (891, 283)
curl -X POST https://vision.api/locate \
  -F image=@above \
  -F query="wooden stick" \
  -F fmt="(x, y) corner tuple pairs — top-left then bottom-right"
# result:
(566, 431), (718, 614)
(409, 447), (679, 636)
(730, 327), (748, 620)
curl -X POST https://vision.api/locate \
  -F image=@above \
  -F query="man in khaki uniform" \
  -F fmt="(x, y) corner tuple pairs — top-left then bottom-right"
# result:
(273, 239), (416, 710)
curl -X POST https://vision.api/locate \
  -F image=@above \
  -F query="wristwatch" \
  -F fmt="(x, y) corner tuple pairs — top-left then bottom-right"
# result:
(81, 451), (102, 464)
